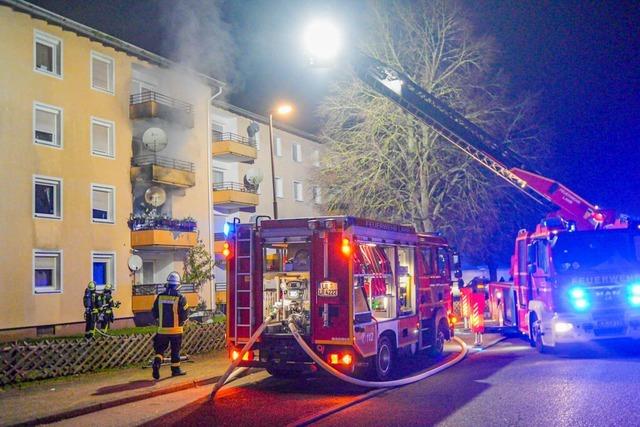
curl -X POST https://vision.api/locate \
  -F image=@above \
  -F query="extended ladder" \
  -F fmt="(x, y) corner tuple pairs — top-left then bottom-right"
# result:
(234, 224), (255, 343)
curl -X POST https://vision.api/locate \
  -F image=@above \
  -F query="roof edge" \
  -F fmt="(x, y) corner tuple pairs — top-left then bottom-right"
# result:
(1, 0), (225, 88)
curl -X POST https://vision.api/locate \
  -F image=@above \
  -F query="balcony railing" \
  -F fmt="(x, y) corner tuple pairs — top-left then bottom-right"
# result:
(132, 154), (195, 173)
(128, 216), (197, 232)
(130, 91), (193, 113)
(133, 283), (197, 296)
(213, 232), (226, 241)
(212, 182), (258, 193)
(212, 131), (256, 148)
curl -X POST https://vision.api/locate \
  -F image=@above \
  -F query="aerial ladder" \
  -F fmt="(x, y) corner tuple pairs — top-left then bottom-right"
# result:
(349, 52), (625, 231)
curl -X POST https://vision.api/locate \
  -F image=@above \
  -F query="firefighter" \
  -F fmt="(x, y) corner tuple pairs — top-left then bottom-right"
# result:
(83, 281), (98, 338)
(99, 283), (120, 330)
(151, 272), (189, 380)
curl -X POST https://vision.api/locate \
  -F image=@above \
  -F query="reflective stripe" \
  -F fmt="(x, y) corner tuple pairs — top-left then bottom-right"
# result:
(171, 362), (181, 367)
(154, 354), (163, 360)
(158, 326), (183, 334)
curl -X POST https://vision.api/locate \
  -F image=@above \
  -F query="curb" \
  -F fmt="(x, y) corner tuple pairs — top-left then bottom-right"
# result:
(12, 369), (257, 427)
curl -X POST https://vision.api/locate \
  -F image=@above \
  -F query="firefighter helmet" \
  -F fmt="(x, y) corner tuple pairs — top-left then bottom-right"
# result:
(167, 272), (181, 288)
(87, 281), (96, 291)
(104, 283), (112, 291)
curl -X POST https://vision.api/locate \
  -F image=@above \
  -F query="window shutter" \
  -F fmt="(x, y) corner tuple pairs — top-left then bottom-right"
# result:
(92, 57), (110, 90)
(35, 109), (56, 142)
(92, 122), (110, 154)
(93, 188), (109, 219)
(35, 254), (56, 270)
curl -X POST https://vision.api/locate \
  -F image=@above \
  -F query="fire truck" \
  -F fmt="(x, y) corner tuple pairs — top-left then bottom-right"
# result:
(224, 216), (460, 379)
(347, 52), (640, 352)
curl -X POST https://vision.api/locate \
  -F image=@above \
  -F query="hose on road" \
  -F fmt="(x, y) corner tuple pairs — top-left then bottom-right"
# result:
(288, 319), (468, 388)
(210, 314), (467, 398)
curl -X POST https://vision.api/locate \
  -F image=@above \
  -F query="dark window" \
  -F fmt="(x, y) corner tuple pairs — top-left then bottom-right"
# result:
(35, 183), (55, 215)
(419, 247), (433, 275)
(93, 261), (107, 285)
(34, 269), (53, 288)
(517, 240), (527, 275)
(437, 247), (449, 277)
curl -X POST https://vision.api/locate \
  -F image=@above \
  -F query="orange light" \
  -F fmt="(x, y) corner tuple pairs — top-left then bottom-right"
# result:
(593, 212), (605, 222)
(341, 238), (351, 256)
(329, 353), (339, 364)
(222, 242), (231, 258)
(341, 354), (353, 366)
(231, 349), (252, 361)
(450, 316), (457, 324)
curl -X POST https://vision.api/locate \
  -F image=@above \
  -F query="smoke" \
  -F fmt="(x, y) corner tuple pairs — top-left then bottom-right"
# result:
(158, 0), (237, 92)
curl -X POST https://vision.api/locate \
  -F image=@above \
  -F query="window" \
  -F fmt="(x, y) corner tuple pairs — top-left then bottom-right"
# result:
(293, 181), (303, 201)
(33, 176), (62, 219)
(292, 143), (302, 162)
(142, 261), (154, 284)
(34, 103), (62, 147)
(275, 177), (283, 198)
(275, 137), (282, 157)
(92, 252), (115, 288)
(313, 150), (320, 167)
(91, 51), (115, 94)
(213, 169), (224, 184)
(91, 184), (115, 223)
(398, 247), (415, 315)
(255, 131), (261, 151)
(130, 79), (155, 95)
(313, 186), (322, 204)
(436, 247), (450, 277)
(34, 31), (62, 77)
(536, 240), (549, 274)
(91, 117), (115, 158)
(33, 250), (62, 293)
(419, 247), (434, 275)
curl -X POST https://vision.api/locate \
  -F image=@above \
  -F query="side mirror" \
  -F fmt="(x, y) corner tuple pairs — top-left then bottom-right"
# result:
(452, 252), (462, 279)
(528, 263), (537, 274)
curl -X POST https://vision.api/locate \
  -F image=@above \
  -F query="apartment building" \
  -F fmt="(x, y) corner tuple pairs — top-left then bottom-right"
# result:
(211, 102), (326, 308)
(0, 1), (219, 339)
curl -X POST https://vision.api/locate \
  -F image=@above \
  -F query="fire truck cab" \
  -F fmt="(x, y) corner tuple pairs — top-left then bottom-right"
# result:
(225, 216), (459, 380)
(489, 219), (640, 351)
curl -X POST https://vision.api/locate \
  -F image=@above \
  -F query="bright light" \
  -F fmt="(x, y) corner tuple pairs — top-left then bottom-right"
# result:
(629, 283), (640, 306)
(554, 322), (574, 333)
(496, 292), (502, 299)
(342, 354), (353, 366)
(329, 353), (339, 365)
(223, 222), (230, 237)
(275, 104), (293, 115)
(573, 299), (589, 311)
(222, 242), (231, 258)
(570, 287), (586, 299)
(341, 238), (351, 256)
(630, 283), (640, 296)
(303, 20), (342, 62)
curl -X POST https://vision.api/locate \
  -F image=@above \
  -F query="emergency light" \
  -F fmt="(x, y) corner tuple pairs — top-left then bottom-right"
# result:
(628, 283), (640, 307)
(569, 286), (589, 311)
(222, 242), (231, 258)
(341, 238), (352, 256)
(223, 222), (231, 237)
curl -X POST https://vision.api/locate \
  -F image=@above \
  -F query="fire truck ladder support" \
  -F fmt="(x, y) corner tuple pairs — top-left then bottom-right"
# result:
(210, 315), (468, 399)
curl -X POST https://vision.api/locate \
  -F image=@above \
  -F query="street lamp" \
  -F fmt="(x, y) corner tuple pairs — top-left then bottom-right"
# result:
(268, 103), (293, 219)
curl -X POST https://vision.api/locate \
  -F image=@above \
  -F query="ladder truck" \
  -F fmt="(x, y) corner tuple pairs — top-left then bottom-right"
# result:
(348, 52), (640, 352)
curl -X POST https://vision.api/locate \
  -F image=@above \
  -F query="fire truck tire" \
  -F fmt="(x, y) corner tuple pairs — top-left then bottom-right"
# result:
(429, 319), (448, 356)
(374, 335), (395, 381)
(531, 318), (552, 354)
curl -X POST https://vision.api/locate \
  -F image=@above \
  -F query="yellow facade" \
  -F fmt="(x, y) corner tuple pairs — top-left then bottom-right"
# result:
(0, 5), (214, 336)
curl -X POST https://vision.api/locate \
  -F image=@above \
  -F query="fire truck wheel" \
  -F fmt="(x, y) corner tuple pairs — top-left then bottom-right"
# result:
(533, 320), (552, 354)
(374, 335), (395, 381)
(429, 319), (448, 356)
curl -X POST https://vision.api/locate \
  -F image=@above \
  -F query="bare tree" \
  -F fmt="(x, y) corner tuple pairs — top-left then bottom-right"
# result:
(319, 0), (548, 272)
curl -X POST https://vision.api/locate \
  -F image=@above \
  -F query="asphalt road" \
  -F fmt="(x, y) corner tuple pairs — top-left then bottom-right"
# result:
(54, 337), (640, 426)
(317, 338), (640, 427)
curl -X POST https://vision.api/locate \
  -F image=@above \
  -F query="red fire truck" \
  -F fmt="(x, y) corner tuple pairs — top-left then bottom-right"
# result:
(224, 216), (460, 379)
(347, 51), (640, 352)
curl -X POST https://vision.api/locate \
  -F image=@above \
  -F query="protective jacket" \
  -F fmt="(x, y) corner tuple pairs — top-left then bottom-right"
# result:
(152, 288), (188, 335)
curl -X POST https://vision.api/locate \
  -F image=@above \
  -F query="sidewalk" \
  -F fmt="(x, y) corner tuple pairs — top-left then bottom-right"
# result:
(0, 350), (234, 426)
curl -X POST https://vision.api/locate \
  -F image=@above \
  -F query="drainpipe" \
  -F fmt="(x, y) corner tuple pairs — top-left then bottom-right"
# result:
(207, 85), (223, 312)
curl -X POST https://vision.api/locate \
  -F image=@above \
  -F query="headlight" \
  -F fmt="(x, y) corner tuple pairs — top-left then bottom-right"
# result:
(568, 286), (590, 311)
(554, 322), (574, 333)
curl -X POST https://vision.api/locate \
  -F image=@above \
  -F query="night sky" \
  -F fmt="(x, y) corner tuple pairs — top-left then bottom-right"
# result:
(29, 0), (640, 216)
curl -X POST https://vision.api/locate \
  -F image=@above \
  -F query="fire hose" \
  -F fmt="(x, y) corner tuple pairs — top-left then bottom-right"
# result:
(210, 314), (468, 398)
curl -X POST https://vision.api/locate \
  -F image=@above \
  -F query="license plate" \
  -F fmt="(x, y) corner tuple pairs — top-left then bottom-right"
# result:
(318, 280), (338, 297)
(596, 319), (624, 329)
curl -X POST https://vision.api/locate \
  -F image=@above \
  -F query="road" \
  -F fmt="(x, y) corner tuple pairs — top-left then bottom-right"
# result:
(53, 337), (640, 426)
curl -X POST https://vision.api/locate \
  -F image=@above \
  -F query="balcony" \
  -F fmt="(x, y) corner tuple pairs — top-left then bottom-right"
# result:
(131, 154), (195, 188)
(212, 131), (257, 163)
(130, 91), (194, 128)
(213, 232), (226, 257)
(129, 217), (197, 249)
(212, 182), (259, 213)
(131, 283), (199, 314)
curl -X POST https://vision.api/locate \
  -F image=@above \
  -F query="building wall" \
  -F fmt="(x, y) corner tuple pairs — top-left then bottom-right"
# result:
(0, 5), (213, 334)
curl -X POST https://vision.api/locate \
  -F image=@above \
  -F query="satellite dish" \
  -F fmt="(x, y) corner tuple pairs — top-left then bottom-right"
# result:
(142, 127), (168, 152)
(127, 255), (143, 272)
(243, 168), (264, 192)
(144, 186), (166, 207)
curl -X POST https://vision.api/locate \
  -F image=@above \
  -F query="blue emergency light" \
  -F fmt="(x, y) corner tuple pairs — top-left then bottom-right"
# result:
(569, 286), (590, 311)
(223, 222), (231, 237)
(628, 283), (640, 307)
